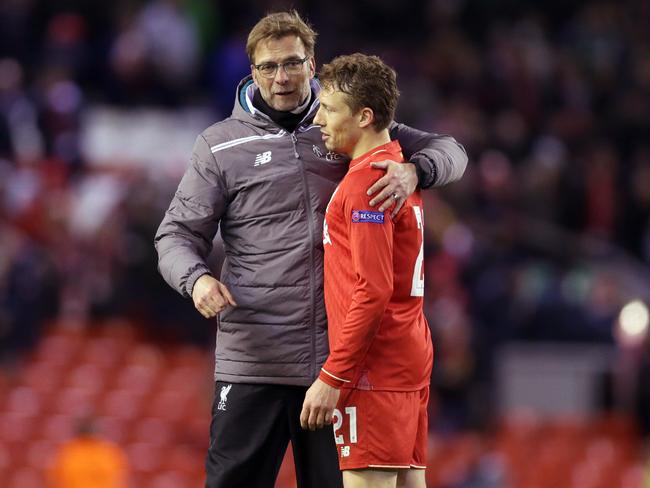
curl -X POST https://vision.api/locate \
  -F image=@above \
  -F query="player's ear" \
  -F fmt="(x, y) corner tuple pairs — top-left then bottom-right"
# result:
(308, 56), (316, 78)
(358, 107), (374, 128)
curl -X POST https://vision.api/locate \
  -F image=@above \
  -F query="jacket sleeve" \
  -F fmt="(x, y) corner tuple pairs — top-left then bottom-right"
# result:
(154, 134), (228, 298)
(389, 122), (468, 188)
(319, 182), (394, 388)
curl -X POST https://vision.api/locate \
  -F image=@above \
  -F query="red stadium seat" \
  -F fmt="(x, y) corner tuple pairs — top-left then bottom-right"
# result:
(2, 324), (646, 488)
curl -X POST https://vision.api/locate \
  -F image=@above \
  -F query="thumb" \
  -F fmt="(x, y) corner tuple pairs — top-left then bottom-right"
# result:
(219, 282), (238, 306)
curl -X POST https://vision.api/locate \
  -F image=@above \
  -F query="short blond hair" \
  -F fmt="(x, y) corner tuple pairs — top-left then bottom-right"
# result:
(246, 10), (317, 63)
(319, 53), (399, 131)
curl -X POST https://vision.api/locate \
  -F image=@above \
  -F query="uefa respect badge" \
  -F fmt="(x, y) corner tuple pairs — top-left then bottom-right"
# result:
(351, 210), (384, 224)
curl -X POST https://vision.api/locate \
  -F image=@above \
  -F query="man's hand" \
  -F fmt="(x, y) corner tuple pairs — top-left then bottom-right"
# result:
(300, 378), (340, 431)
(367, 160), (418, 217)
(192, 274), (237, 318)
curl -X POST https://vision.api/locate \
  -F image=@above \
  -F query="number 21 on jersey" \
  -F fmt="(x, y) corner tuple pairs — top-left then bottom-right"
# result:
(411, 206), (424, 297)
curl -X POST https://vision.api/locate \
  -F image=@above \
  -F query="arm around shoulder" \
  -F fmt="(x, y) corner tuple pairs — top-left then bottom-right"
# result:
(390, 122), (468, 188)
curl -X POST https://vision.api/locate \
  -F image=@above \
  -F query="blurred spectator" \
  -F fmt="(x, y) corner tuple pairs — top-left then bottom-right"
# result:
(46, 417), (129, 488)
(109, 0), (200, 106)
(0, 57), (44, 162)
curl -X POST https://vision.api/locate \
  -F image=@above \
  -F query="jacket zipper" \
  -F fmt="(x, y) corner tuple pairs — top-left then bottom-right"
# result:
(295, 129), (317, 381)
(244, 90), (322, 382)
(290, 133), (300, 158)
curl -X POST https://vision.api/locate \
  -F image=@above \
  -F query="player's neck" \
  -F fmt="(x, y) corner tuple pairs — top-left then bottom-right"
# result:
(350, 129), (391, 160)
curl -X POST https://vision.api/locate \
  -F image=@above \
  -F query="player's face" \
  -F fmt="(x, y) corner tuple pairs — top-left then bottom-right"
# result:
(314, 87), (362, 156)
(251, 35), (315, 112)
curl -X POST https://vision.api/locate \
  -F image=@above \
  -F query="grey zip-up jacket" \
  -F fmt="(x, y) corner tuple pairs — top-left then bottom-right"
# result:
(155, 76), (467, 386)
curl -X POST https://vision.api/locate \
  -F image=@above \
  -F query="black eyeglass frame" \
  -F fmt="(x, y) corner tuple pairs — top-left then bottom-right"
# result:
(253, 56), (311, 78)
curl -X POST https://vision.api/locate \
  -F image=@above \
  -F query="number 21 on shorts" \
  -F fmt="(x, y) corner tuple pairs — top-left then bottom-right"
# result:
(332, 406), (357, 445)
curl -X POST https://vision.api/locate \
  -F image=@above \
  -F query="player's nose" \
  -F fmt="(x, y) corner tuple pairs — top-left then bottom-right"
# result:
(314, 109), (324, 126)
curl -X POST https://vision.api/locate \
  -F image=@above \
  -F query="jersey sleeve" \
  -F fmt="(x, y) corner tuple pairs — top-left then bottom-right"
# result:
(320, 172), (395, 388)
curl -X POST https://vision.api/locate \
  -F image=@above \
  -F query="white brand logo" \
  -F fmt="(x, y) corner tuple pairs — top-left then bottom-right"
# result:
(312, 145), (323, 157)
(341, 446), (350, 457)
(254, 151), (272, 166)
(217, 384), (232, 411)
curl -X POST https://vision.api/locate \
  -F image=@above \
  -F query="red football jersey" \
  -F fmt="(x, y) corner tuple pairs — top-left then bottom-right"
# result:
(320, 140), (433, 392)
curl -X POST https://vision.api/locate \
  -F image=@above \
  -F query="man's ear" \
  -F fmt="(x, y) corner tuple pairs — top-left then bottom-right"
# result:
(251, 65), (259, 86)
(308, 56), (316, 78)
(358, 107), (374, 128)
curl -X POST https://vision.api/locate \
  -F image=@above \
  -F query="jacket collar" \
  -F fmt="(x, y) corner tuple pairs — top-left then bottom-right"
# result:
(232, 75), (321, 131)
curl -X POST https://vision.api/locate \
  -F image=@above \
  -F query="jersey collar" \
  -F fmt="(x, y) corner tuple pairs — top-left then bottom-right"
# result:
(348, 140), (403, 172)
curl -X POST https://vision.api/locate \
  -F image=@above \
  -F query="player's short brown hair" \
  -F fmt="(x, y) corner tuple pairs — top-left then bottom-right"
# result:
(319, 53), (399, 131)
(246, 10), (317, 63)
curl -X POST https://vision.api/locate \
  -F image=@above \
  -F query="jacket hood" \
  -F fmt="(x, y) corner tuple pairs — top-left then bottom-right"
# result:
(232, 75), (322, 130)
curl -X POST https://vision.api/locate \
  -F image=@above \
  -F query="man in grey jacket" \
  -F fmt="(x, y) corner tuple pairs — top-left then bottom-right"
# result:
(155, 10), (467, 488)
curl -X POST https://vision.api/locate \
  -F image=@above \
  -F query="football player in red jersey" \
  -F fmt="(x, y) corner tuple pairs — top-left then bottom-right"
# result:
(300, 54), (433, 488)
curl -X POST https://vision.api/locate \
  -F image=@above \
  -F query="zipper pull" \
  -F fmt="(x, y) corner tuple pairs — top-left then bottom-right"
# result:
(291, 133), (299, 158)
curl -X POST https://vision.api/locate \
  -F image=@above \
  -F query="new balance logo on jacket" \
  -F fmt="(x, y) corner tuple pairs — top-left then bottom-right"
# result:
(254, 151), (272, 166)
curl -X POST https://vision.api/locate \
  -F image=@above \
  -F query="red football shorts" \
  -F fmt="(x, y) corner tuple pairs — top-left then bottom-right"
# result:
(331, 386), (429, 471)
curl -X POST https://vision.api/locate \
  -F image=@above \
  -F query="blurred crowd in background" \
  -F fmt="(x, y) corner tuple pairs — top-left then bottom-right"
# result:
(1, 0), (650, 461)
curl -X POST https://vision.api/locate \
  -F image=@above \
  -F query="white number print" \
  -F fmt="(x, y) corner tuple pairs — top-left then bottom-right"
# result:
(410, 206), (424, 297)
(323, 218), (331, 246)
(322, 185), (340, 246)
(332, 407), (358, 445)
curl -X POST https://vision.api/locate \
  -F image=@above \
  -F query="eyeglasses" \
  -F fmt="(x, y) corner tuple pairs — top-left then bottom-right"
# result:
(253, 56), (310, 78)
